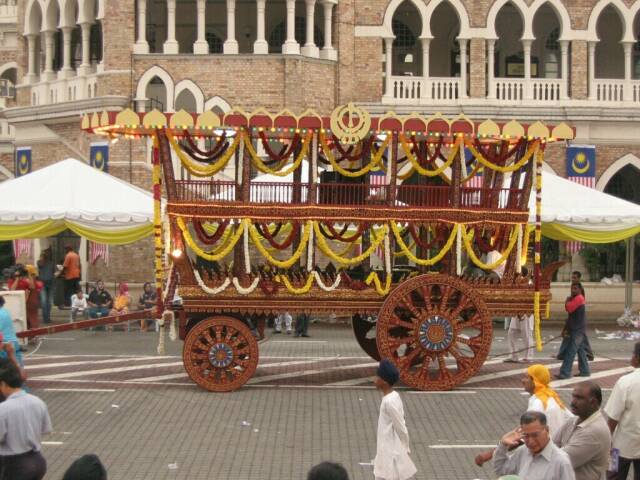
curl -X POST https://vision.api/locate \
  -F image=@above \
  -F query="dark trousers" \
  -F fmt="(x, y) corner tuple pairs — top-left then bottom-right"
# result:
(295, 314), (309, 336)
(559, 330), (591, 378)
(0, 451), (47, 480)
(39, 282), (53, 324)
(63, 278), (80, 307)
(608, 457), (640, 480)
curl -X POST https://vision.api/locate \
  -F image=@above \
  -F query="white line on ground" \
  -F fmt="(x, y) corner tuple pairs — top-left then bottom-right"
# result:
(428, 444), (495, 449)
(42, 388), (116, 393)
(31, 362), (184, 380)
(40, 337), (76, 341)
(26, 357), (176, 370)
(550, 366), (634, 387)
(42, 441), (64, 445)
(407, 390), (477, 395)
(248, 362), (376, 384)
(269, 340), (328, 344)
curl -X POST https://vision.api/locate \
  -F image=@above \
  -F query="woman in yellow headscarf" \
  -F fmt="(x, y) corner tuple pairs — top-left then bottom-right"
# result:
(522, 364), (572, 435)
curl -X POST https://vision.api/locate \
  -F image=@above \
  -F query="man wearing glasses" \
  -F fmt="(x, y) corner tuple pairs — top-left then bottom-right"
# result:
(494, 410), (576, 480)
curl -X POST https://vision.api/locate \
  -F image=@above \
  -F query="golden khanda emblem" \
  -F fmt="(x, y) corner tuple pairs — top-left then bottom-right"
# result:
(330, 103), (371, 145)
(571, 151), (590, 175)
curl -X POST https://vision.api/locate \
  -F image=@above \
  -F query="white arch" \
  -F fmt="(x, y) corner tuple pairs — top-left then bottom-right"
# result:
(486, 0), (531, 40)
(43, 0), (61, 31)
(174, 80), (204, 112)
(136, 66), (175, 112)
(528, 0), (571, 40)
(96, 0), (104, 20)
(60, 0), (80, 27)
(424, 0), (471, 38)
(0, 62), (17, 79)
(204, 96), (231, 113)
(586, 0), (632, 42)
(381, 0), (430, 38)
(596, 153), (640, 191)
(79, 0), (96, 23)
(24, 0), (44, 35)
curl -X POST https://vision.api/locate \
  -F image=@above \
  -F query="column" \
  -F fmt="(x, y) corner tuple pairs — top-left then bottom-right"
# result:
(420, 37), (430, 79)
(587, 41), (596, 100)
(623, 41), (633, 102)
(224, 0), (239, 54)
(486, 39), (495, 99)
(559, 39), (569, 99)
(282, 0), (300, 55)
(301, 0), (319, 57)
(163, 0), (179, 54)
(134, 0), (149, 54)
(383, 37), (393, 99)
(522, 38), (532, 100)
(319, 0), (336, 60)
(194, 0), (209, 54)
(79, 22), (92, 75)
(458, 38), (468, 98)
(43, 30), (55, 80)
(26, 34), (38, 83)
(60, 26), (74, 77)
(254, 0), (268, 54)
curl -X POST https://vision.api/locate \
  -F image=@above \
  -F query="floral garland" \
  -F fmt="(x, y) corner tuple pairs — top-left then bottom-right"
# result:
(193, 219), (229, 245)
(464, 139), (538, 173)
(399, 134), (460, 177)
(391, 222), (458, 266)
(365, 271), (392, 296)
(516, 223), (523, 270)
(243, 223), (251, 274)
(461, 224), (519, 270)
(255, 221), (299, 249)
(311, 271), (341, 291)
(456, 225), (462, 275)
(314, 222), (387, 265)
(275, 273), (315, 294)
(249, 221), (311, 269)
(167, 131), (240, 177)
(177, 217), (246, 261)
(194, 269), (231, 294)
(307, 225), (314, 271)
(244, 131), (311, 177)
(318, 131), (390, 178)
(183, 129), (228, 159)
(233, 276), (261, 295)
(521, 226), (531, 266)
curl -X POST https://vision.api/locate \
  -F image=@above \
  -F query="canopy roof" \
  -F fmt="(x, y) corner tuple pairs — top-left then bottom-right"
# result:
(0, 159), (153, 244)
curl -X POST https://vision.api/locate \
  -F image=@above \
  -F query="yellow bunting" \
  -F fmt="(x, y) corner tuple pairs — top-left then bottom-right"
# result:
(314, 223), (387, 265)
(390, 222), (457, 266)
(167, 131), (240, 177)
(461, 224), (519, 270)
(463, 139), (538, 173)
(318, 131), (389, 178)
(244, 132), (312, 177)
(249, 222), (311, 269)
(399, 134), (460, 177)
(177, 217), (246, 261)
(365, 271), (393, 295)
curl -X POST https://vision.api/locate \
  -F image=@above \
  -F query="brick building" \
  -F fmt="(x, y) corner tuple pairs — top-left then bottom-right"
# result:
(1, 0), (640, 284)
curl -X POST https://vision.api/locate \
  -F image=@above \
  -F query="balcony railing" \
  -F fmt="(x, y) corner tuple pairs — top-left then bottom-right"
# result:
(389, 76), (462, 103)
(593, 79), (625, 103)
(174, 181), (524, 210)
(29, 71), (99, 106)
(492, 78), (563, 102)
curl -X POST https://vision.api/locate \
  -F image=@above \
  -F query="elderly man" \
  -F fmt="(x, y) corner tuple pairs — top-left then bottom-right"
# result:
(494, 411), (575, 480)
(553, 382), (611, 480)
(605, 341), (640, 480)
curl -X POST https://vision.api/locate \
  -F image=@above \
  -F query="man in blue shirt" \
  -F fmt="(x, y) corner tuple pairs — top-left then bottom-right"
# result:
(0, 295), (23, 378)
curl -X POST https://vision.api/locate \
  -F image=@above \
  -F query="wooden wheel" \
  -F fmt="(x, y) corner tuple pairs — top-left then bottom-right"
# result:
(377, 274), (492, 391)
(183, 316), (259, 392)
(352, 314), (381, 361)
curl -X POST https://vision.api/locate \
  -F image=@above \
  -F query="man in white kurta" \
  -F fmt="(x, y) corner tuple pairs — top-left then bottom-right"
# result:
(373, 359), (417, 480)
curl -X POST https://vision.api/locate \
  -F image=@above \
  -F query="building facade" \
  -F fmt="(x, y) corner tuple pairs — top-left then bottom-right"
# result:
(1, 0), (640, 283)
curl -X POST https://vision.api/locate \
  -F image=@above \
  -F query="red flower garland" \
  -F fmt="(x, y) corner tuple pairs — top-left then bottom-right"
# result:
(183, 129), (228, 159)
(255, 222), (299, 250)
(192, 218), (229, 245)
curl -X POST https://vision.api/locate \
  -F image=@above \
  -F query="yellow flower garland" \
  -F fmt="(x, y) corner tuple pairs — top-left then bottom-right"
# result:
(167, 131), (240, 177)
(177, 217), (246, 261)
(314, 222), (387, 265)
(399, 134), (460, 177)
(244, 131), (312, 177)
(365, 271), (393, 295)
(319, 131), (390, 178)
(249, 221), (311, 269)
(275, 273), (315, 294)
(463, 139), (538, 173)
(391, 222), (458, 266)
(461, 224), (519, 270)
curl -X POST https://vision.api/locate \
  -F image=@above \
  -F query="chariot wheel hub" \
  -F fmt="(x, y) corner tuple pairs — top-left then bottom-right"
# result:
(209, 342), (234, 368)
(418, 315), (454, 351)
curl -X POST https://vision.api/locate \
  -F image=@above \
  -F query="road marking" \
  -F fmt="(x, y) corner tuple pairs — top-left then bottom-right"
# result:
(27, 357), (175, 370)
(428, 444), (495, 449)
(32, 362), (184, 380)
(248, 362), (376, 384)
(40, 337), (76, 341)
(42, 441), (64, 446)
(42, 388), (116, 393)
(407, 390), (477, 395)
(550, 366), (634, 387)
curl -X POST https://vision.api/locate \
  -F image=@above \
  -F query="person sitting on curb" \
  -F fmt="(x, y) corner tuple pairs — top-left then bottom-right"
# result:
(87, 280), (112, 319)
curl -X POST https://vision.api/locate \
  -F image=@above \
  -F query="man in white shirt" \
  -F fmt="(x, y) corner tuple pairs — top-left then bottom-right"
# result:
(604, 341), (640, 480)
(493, 410), (575, 480)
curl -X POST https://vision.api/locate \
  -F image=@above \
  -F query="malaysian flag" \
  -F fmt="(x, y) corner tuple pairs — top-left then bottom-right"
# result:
(13, 239), (32, 259)
(89, 241), (109, 265)
(566, 145), (596, 255)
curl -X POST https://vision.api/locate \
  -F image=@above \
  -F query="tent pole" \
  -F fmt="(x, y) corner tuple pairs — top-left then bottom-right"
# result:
(625, 236), (635, 311)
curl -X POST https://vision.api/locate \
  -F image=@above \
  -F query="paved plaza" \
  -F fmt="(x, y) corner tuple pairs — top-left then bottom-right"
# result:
(21, 320), (636, 480)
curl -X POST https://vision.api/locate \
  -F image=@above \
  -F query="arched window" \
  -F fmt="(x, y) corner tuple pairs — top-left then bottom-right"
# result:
(206, 31), (224, 54)
(391, 1), (422, 77)
(146, 76), (167, 111)
(90, 21), (103, 63)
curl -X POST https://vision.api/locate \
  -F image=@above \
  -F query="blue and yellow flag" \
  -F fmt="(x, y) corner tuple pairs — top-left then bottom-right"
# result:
(566, 145), (595, 178)
(90, 142), (109, 172)
(15, 147), (31, 177)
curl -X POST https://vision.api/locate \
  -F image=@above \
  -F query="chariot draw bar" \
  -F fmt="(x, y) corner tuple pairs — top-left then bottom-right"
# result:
(80, 104), (572, 392)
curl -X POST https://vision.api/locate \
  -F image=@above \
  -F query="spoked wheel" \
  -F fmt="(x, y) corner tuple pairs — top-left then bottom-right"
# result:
(183, 315), (259, 392)
(377, 274), (492, 391)
(352, 314), (381, 361)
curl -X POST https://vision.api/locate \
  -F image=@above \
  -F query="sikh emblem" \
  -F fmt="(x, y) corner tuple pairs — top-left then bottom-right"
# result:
(330, 103), (371, 145)
(571, 151), (590, 175)
(93, 150), (104, 170)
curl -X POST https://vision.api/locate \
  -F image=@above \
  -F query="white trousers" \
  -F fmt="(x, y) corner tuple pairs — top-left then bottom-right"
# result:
(507, 315), (534, 361)
(274, 312), (292, 331)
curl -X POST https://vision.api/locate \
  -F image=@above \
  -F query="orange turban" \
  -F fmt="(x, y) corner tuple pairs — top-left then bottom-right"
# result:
(527, 364), (566, 410)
